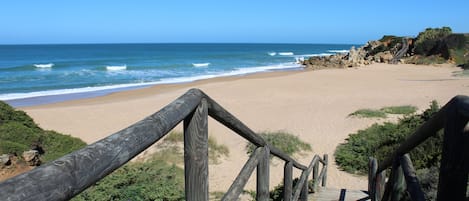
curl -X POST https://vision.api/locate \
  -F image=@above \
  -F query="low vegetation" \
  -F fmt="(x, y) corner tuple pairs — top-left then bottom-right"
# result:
(159, 131), (229, 164)
(246, 131), (311, 157)
(408, 27), (469, 67)
(336, 101), (442, 199)
(348, 109), (387, 118)
(348, 105), (417, 118)
(73, 156), (185, 201)
(74, 131), (229, 200)
(380, 105), (418, 115)
(337, 101), (439, 174)
(0, 101), (86, 162)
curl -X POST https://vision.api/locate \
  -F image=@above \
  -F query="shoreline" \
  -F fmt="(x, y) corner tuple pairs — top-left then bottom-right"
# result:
(20, 63), (469, 191)
(7, 66), (304, 108)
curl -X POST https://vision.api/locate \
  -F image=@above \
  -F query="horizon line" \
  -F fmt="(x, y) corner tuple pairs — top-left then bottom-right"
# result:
(0, 42), (363, 46)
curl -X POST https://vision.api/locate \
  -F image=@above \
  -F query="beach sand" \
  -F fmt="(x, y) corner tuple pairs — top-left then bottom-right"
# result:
(21, 63), (468, 192)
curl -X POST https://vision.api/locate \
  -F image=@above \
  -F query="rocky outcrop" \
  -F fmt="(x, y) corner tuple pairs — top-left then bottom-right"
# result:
(22, 150), (41, 166)
(0, 154), (10, 168)
(302, 36), (406, 69)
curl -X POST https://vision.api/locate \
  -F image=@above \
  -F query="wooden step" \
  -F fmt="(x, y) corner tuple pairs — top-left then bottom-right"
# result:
(309, 188), (369, 201)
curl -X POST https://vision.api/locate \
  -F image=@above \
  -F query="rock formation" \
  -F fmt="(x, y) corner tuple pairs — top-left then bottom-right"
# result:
(302, 36), (407, 69)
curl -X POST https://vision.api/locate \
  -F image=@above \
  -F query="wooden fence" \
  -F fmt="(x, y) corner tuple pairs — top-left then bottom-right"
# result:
(368, 95), (469, 201)
(0, 88), (328, 201)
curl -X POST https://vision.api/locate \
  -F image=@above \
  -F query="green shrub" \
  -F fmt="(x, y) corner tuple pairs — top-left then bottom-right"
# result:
(0, 101), (86, 162)
(348, 109), (387, 118)
(414, 27), (452, 56)
(335, 101), (441, 174)
(246, 131), (311, 157)
(159, 131), (229, 164)
(73, 158), (185, 201)
(0, 101), (38, 129)
(380, 105), (417, 115)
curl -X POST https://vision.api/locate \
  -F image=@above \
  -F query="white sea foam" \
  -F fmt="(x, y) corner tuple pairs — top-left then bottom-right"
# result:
(0, 63), (302, 101)
(296, 53), (333, 57)
(295, 57), (305, 64)
(278, 52), (294, 56)
(34, 63), (54, 68)
(268, 52), (277, 56)
(106, 65), (127, 71)
(192, 63), (210, 67)
(327, 50), (349, 53)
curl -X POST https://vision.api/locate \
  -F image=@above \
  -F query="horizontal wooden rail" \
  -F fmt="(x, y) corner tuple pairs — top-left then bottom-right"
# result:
(0, 89), (203, 201)
(0, 88), (324, 201)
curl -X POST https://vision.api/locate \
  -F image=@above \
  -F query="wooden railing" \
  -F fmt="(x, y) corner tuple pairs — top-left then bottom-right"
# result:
(368, 95), (469, 201)
(0, 88), (328, 201)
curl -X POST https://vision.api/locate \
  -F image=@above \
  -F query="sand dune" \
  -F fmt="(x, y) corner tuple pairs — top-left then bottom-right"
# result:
(22, 63), (469, 192)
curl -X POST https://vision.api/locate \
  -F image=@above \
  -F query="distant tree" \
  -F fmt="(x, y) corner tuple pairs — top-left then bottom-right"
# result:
(414, 27), (452, 55)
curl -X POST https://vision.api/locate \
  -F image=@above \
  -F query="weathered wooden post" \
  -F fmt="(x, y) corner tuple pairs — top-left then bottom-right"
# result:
(299, 178), (309, 201)
(400, 154), (425, 201)
(390, 160), (405, 201)
(284, 161), (293, 201)
(437, 95), (469, 201)
(184, 98), (208, 201)
(312, 158), (319, 193)
(322, 154), (328, 187)
(257, 146), (270, 201)
(368, 157), (378, 201)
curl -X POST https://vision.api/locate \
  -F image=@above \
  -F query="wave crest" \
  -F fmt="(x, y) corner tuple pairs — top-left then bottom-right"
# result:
(278, 52), (294, 56)
(34, 63), (54, 68)
(106, 65), (127, 71)
(192, 63), (210, 67)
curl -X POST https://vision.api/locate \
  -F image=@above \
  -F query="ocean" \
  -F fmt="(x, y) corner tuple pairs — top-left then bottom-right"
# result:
(0, 43), (355, 107)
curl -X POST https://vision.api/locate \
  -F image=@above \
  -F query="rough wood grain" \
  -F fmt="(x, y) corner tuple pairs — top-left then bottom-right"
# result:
(0, 88), (203, 201)
(437, 95), (469, 201)
(400, 154), (425, 201)
(284, 161), (293, 201)
(322, 154), (328, 187)
(184, 98), (208, 201)
(293, 155), (319, 201)
(368, 157), (378, 201)
(222, 147), (263, 201)
(257, 146), (270, 201)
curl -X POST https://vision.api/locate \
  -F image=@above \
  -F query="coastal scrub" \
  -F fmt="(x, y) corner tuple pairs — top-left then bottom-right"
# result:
(246, 131), (311, 157)
(0, 101), (86, 162)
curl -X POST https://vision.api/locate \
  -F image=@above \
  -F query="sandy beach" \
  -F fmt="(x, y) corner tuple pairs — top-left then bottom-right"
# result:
(21, 63), (469, 192)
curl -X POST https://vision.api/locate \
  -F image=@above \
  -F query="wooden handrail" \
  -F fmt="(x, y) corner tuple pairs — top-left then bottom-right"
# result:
(0, 88), (327, 201)
(369, 95), (469, 201)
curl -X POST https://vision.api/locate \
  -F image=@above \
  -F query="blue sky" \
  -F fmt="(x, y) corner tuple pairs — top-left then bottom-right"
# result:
(1, 0), (468, 44)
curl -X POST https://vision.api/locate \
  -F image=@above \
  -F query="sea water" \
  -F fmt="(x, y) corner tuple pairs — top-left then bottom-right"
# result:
(0, 43), (356, 106)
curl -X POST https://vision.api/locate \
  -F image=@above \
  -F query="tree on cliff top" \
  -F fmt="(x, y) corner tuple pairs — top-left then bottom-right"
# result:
(414, 27), (452, 56)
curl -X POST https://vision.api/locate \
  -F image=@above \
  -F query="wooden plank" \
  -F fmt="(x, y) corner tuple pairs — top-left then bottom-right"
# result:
(184, 98), (209, 201)
(222, 147), (263, 201)
(309, 188), (369, 201)
(437, 95), (469, 201)
(284, 161), (293, 201)
(400, 154), (425, 201)
(257, 146), (270, 201)
(0, 88), (203, 201)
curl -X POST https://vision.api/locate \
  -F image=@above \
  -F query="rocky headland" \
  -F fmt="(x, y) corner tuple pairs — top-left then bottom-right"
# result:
(302, 27), (469, 69)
